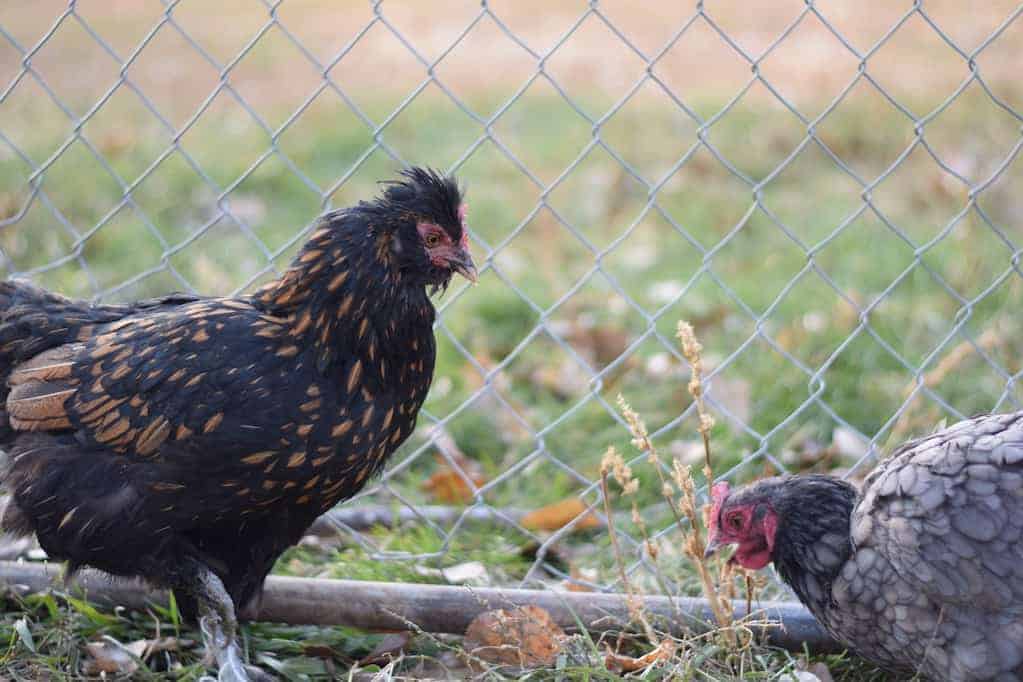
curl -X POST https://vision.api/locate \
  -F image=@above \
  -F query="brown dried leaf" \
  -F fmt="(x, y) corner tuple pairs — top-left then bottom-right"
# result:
(359, 631), (411, 666)
(520, 497), (601, 532)
(421, 451), (486, 505)
(464, 605), (565, 669)
(566, 323), (630, 367)
(84, 640), (144, 675)
(98, 130), (137, 159)
(0, 192), (19, 221)
(603, 639), (676, 673)
(303, 643), (337, 659)
(563, 566), (596, 592)
(139, 636), (185, 658)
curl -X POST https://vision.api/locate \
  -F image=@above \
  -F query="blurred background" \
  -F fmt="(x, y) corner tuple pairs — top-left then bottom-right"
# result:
(0, 0), (1022, 674)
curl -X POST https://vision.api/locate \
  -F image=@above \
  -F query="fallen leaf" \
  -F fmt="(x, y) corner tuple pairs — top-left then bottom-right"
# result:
(520, 497), (602, 532)
(359, 632), (411, 666)
(84, 639), (143, 675)
(14, 617), (34, 653)
(575, 325), (630, 367)
(98, 129), (136, 159)
(0, 192), (19, 220)
(421, 458), (485, 504)
(464, 605), (565, 669)
(137, 636), (184, 659)
(564, 581), (593, 593)
(604, 639), (676, 673)
(303, 643), (337, 658)
(562, 566), (596, 592)
(517, 541), (571, 576)
(528, 364), (588, 401)
(420, 430), (486, 504)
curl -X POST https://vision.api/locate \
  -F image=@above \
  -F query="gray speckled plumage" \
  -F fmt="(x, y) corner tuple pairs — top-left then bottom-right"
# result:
(834, 411), (1023, 681)
(716, 411), (1023, 681)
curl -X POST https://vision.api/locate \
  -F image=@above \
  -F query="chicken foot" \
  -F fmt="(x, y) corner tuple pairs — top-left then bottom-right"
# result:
(169, 558), (266, 682)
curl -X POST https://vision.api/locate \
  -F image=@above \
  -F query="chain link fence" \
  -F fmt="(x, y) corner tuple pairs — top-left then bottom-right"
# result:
(1, 1), (1022, 597)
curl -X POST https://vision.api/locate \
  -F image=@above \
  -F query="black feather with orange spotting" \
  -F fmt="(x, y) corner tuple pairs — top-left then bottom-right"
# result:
(0, 167), (474, 617)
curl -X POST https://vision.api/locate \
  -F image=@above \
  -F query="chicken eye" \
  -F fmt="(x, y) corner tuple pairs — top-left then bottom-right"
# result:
(425, 233), (441, 247)
(727, 514), (743, 531)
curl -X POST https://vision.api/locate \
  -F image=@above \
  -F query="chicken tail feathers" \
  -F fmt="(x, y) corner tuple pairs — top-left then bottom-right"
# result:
(0, 280), (128, 442)
(0, 280), (118, 363)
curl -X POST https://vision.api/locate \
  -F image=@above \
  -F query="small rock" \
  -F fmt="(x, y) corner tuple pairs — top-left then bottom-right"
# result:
(802, 311), (827, 333)
(790, 672), (821, 682)
(668, 440), (704, 465)
(647, 280), (684, 305)
(441, 561), (489, 585)
(644, 352), (672, 377)
(832, 426), (868, 460)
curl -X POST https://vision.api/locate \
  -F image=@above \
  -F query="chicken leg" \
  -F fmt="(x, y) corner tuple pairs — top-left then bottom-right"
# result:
(196, 569), (249, 682)
(169, 558), (250, 682)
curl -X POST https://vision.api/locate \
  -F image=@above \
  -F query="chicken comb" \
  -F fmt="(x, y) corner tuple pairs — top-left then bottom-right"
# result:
(711, 481), (730, 504)
(708, 481), (730, 533)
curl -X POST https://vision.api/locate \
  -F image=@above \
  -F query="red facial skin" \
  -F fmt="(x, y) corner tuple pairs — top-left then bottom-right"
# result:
(416, 203), (474, 275)
(707, 482), (779, 570)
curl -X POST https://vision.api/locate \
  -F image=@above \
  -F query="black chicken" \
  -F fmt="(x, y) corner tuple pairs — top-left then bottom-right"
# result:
(706, 412), (1023, 681)
(0, 168), (476, 681)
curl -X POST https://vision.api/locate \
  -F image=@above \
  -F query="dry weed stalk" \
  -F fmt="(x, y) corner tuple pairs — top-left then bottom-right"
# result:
(614, 392), (735, 644)
(597, 423), (679, 633)
(677, 321), (766, 640)
(671, 460), (734, 642)
(599, 446), (658, 645)
(605, 320), (771, 658)
(676, 321), (714, 482)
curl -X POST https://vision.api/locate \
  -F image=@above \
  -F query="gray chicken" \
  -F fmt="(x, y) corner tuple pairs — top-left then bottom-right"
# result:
(705, 411), (1023, 681)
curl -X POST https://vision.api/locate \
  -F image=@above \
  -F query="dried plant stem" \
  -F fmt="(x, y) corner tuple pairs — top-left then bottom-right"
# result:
(615, 395), (688, 532)
(674, 462), (735, 643)
(599, 449), (658, 644)
(675, 321), (739, 643)
(677, 321), (715, 481)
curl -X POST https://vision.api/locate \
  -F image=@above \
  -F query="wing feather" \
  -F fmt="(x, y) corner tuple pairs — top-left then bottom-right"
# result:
(6, 299), (288, 462)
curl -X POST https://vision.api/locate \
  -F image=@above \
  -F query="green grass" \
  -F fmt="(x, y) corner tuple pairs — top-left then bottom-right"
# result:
(0, 88), (1020, 679)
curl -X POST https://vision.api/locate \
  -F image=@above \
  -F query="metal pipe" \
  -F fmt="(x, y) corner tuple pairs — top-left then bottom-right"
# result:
(0, 560), (841, 653)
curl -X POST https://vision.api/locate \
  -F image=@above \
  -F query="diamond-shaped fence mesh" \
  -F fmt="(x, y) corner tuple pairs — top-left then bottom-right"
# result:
(1, 1), (1022, 598)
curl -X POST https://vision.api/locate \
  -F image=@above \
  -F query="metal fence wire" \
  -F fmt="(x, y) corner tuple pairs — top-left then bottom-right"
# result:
(1, 1), (1022, 596)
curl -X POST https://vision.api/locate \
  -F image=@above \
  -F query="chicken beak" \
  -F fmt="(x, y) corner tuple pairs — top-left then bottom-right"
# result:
(452, 249), (478, 284)
(704, 534), (724, 559)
